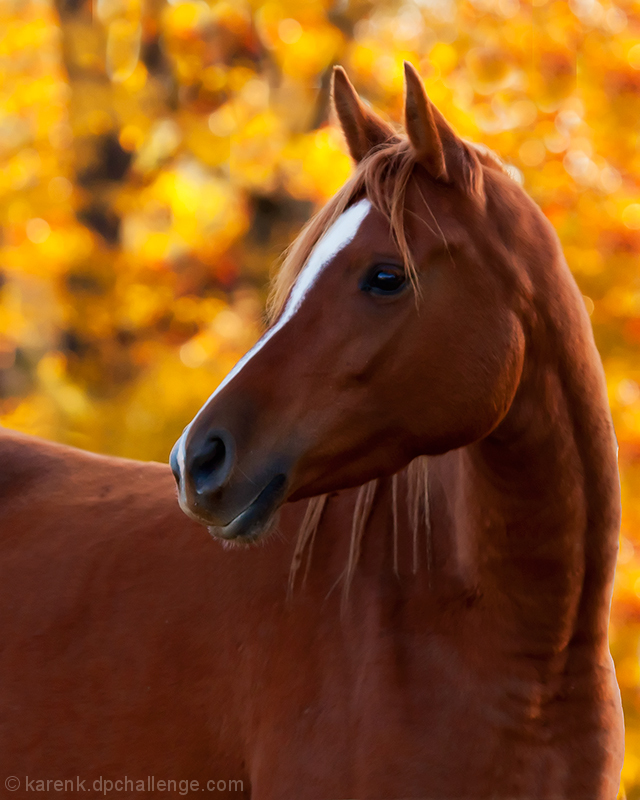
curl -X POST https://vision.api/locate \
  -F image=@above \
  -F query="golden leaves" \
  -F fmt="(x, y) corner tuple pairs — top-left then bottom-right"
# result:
(0, 0), (639, 788)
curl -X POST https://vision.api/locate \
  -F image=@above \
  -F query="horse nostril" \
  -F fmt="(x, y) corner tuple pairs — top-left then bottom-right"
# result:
(190, 435), (228, 494)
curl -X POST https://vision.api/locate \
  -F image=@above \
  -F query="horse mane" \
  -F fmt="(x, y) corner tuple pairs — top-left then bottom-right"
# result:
(287, 457), (431, 601)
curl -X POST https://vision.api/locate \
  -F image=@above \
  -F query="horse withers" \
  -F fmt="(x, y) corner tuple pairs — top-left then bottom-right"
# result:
(172, 64), (625, 798)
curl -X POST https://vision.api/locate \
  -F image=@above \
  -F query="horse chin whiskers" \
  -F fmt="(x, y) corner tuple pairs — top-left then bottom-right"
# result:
(216, 535), (253, 551)
(209, 527), (264, 548)
(207, 506), (282, 548)
(211, 528), (274, 549)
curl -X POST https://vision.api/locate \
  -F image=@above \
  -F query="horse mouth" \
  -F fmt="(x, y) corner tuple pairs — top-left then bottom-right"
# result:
(207, 473), (287, 542)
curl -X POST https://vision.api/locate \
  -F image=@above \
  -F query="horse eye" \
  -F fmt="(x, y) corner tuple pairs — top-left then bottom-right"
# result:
(362, 266), (407, 296)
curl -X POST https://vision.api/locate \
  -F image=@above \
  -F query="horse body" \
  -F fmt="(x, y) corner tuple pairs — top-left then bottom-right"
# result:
(0, 425), (623, 798)
(1, 64), (624, 798)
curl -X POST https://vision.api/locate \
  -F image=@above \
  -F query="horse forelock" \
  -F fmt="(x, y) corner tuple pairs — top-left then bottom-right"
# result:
(268, 135), (507, 325)
(268, 138), (421, 323)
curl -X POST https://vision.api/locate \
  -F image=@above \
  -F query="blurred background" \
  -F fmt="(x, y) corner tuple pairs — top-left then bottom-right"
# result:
(0, 0), (639, 792)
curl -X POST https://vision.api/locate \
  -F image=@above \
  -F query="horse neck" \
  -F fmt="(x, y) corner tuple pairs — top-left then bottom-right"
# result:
(453, 241), (620, 657)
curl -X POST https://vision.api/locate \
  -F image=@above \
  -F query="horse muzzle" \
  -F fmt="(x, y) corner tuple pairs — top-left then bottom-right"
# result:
(170, 430), (288, 542)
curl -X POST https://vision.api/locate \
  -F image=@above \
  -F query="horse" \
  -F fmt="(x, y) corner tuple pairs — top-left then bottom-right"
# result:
(0, 63), (623, 799)
(170, 63), (625, 798)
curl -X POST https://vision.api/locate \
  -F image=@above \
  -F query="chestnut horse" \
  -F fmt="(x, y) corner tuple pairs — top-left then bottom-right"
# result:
(0, 64), (623, 799)
(172, 64), (624, 797)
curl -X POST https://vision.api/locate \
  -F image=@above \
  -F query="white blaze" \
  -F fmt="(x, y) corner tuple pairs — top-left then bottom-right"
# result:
(177, 198), (372, 471)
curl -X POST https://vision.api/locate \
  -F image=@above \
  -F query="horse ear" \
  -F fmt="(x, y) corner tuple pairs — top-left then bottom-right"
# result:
(404, 62), (483, 197)
(332, 66), (397, 162)
(403, 62), (448, 180)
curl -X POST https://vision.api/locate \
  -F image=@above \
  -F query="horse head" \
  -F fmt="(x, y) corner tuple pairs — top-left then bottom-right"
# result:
(171, 63), (542, 542)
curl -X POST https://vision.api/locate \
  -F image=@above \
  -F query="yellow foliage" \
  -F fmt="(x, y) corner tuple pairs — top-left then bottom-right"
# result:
(0, 1), (640, 792)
